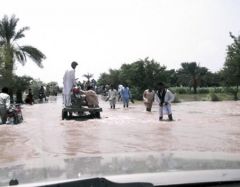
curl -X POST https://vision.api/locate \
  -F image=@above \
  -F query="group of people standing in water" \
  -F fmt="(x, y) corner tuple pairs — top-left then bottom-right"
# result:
(142, 82), (175, 121)
(106, 82), (175, 121)
(62, 61), (175, 121)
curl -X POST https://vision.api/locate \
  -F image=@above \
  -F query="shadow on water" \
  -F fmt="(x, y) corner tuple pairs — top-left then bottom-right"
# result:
(65, 115), (100, 122)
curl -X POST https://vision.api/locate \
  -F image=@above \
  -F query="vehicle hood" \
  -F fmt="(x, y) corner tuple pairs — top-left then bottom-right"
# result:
(1, 151), (240, 186)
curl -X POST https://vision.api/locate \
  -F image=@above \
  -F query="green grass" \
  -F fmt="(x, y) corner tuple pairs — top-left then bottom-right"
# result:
(177, 94), (209, 102)
(132, 86), (239, 102)
(133, 93), (237, 103)
(177, 93), (237, 102)
(169, 86), (239, 102)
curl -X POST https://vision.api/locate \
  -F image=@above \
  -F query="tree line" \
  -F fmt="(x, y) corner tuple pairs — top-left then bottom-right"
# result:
(97, 33), (240, 100)
(0, 15), (46, 102)
(1, 15), (240, 101)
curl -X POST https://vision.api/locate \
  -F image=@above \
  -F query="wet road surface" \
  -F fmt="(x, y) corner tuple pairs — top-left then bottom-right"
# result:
(0, 96), (240, 185)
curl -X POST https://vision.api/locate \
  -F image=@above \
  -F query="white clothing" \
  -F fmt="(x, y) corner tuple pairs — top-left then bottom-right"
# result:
(155, 89), (175, 117)
(108, 89), (118, 101)
(118, 85), (124, 93)
(63, 68), (76, 106)
(0, 93), (10, 123)
(0, 93), (10, 109)
(159, 104), (172, 116)
(108, 89), (118, 107)
(155, 89), (175, 104)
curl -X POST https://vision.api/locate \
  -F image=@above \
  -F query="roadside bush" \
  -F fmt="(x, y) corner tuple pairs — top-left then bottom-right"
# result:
(224, 87), (236, 94)
(198, 88), (210, 94)
(213, 87), (224, 93)
(174, 87), (188, 94)
(224, 87), (238, 100)
(209, 92), (221, 101)
(172, 94), (181, 103)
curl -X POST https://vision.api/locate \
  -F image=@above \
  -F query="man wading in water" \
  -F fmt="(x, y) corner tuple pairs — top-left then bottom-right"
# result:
(155, 82), (175, 121)
(143, 88), (155, 112)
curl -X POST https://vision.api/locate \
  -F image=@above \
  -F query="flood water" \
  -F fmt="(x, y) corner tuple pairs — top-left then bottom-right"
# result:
(0, 96), (240, 185)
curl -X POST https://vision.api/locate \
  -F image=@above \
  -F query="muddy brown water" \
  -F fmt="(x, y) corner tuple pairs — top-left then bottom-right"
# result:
(0, 96), (240, 185)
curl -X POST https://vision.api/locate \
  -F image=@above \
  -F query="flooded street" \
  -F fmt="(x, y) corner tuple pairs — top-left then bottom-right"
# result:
(0, 96), (240, 185)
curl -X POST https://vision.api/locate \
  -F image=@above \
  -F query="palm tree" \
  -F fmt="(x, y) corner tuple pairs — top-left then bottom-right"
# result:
(178, 62), (208, 94)
(0, 15), (46, 78)
(83, 73), (93, 82)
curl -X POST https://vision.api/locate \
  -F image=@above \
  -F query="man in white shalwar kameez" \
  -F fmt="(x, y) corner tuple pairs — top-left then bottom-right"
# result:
(63, 61), (78, 106)
(155, 82), (175, 121)
(0, 87), (10, 124)
(107, 85), (118, 109)
(117, 84), (124, 101)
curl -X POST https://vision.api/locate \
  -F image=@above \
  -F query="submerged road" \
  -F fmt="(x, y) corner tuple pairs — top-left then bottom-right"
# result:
(0, 96), (240, 166)
(0, 96), (240, 185)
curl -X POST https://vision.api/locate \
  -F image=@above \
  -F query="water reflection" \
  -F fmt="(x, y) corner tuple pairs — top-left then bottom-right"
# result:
(1, 152), (240, 186)
(1, 97), (240, 186)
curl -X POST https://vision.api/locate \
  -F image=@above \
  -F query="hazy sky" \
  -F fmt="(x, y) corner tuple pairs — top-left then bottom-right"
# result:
(1, 0), (240, 85)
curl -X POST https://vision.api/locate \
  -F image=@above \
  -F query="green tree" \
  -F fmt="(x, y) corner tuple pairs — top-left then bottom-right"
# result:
(0, 15), (46, 79)
(97, 57), (168, 99)
(13, 75), (33, 103)
(46, 81), (59, 96)
(97, 70), (121, 90)
(119, 58), (167, 89)
(177, 62), (208, 94)
(222, 32), (240, 100)
(201, 71), (222, 87)
(30, 79), (45, 100)
(165, 69), (178, 87)
(106, 69), (121, 88)
(97, 72), (111, 86)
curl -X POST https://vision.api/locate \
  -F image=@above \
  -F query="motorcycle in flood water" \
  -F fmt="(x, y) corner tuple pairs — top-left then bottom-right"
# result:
(39, 92), (47, 103)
